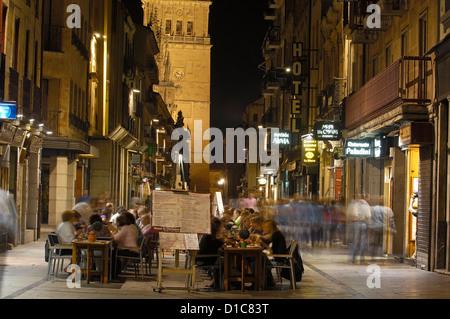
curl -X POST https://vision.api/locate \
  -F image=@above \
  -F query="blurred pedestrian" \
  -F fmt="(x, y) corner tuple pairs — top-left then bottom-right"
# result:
(77, 189), (91, 204)
(322, 202), (332, 247)
(347, 194), (371, 264)
(331, 200), (346, 246)
(309, 198), (322, 248)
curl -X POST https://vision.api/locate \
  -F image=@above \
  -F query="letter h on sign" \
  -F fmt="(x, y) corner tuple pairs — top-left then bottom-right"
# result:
(291, 42), (304, 96)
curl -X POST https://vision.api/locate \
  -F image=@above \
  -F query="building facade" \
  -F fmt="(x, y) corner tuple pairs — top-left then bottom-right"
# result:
(0, 0), (44, 245)
(258, 0), (449, 272)
(142, 0), (212, 193)
(42, 0), (94, 226)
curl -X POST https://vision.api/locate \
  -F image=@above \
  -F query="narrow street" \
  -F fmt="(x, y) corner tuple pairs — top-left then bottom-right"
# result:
(0, 1), (450, 309)
(1, 232), (449, 301)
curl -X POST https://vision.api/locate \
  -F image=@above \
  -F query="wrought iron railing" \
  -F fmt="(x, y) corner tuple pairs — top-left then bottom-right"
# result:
(318, 78), (347, 118)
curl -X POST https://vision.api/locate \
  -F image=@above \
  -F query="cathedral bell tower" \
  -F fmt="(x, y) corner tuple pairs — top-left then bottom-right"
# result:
(142, 0), (212, 193)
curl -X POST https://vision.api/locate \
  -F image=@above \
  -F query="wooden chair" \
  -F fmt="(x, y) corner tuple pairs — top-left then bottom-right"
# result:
(115, 237), (146, 278)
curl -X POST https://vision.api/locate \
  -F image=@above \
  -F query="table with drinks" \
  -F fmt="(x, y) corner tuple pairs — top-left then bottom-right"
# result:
(72, 239), (112, 284)
(221, 226), (266, 291)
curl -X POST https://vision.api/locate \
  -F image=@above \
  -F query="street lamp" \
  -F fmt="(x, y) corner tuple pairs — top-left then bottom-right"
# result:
(218, 179), (225, 186)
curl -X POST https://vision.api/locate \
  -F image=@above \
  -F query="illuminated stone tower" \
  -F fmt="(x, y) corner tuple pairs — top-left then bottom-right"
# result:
(142, 0), (212, 193)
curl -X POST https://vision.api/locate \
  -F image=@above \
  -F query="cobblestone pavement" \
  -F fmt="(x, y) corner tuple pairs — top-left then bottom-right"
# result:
(1, 237), (450, 302)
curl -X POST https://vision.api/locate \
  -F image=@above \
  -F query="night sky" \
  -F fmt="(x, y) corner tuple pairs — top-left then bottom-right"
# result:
(209, 0), (269, 132)
(125, 0), (270, 132)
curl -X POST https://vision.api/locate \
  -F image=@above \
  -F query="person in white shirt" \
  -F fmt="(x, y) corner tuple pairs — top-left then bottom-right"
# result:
(56, 210), (83, 259)
(109, 206), (127, 227)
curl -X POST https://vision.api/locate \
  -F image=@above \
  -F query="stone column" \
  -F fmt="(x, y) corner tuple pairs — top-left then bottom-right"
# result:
(26, 152), (40, 241)
(48, 156), (68, 227)
(67, 159), (77, 210)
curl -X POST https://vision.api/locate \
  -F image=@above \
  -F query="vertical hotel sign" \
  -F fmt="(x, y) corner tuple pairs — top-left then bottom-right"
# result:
(291, 42), (304, 133)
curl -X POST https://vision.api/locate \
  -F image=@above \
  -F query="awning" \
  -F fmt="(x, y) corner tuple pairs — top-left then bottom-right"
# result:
(77, 145), (100, 159)
(43, 136), (91, 154)
(108, 125), (138, 150)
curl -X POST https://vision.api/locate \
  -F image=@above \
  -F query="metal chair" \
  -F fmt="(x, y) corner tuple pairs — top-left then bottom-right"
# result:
(264, 240), (298, 289)
(46, 233), (73, 280)
(190, 254), (223, 290)
(115, 237), (146, 278)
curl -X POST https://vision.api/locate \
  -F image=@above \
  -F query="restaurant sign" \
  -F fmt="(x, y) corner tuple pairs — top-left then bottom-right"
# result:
(302, 137), (318, 165)
(344, 139), (373, 157)
(272, 131), (290, 146)
(314, 122), (342, 141)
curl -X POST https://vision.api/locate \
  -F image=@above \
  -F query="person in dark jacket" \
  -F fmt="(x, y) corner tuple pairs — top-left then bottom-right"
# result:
(256, 219), (287, 264)
(197, 217), (225, 289)
(250, 219), (284, 288)
(198, 218), (224, 265)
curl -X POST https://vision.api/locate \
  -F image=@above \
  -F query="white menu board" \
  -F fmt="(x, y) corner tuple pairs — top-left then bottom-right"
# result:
(151, 190), (211, 235)
(159, 233), (200, 250)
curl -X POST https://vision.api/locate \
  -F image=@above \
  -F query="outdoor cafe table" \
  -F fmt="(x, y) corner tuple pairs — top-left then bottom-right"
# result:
(223, 246), (263, 292)
(72, 240), (111, 284)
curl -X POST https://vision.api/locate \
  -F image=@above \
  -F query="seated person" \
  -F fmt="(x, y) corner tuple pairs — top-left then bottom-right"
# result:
(136, 206), (149, 228)
(57, 210), (82, 244)
(113, 215), (139, 249)
(249, 215), (264, 235)
(239, 211), (252, 232)
(87, 214), (112, 238)
(250, 219), (286, 288)
(112, 215), (139, 278)
(252, 219), (287, 264)
(122, 211), (143, 237)
(197, 217), (225, 289)
(72, 211), (87, 234)
(140, 214), (151, 233)
(198, 218), (225, 264)
(56, 210), (82, 256)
